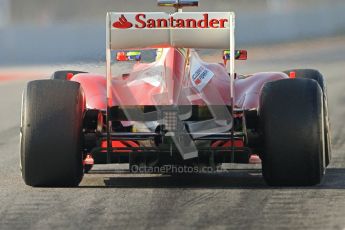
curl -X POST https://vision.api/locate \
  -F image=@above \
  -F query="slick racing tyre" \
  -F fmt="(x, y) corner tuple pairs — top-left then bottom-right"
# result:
(259, 78), (325, 186)
(51, 70), (87, 80)
(21, 80), (84, 187)
(284, 69), (331, 166)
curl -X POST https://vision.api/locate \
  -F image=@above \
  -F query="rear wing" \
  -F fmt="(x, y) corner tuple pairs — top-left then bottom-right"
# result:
(105, 11), (235, 108)
(106, 12), (234, 49)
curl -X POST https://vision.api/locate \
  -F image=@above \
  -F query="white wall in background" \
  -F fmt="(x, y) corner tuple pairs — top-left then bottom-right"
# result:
(0, 0), (10, 28)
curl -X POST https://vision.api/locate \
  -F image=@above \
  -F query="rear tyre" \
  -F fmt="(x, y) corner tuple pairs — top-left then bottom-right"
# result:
(284, 69), (331, 166)
(259, 78), (325, 186)
(20, 80), (85, 187)
(51, 70), (86, 80)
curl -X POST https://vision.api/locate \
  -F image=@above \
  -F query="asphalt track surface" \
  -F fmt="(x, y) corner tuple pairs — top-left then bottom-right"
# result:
(1, 36), (345, 229)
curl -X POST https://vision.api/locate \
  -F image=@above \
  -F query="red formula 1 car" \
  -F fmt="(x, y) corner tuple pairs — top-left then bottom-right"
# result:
(20, 0), (331, 187)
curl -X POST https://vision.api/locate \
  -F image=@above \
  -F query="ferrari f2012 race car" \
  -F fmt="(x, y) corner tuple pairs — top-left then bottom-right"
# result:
(20, 0), (331, 187)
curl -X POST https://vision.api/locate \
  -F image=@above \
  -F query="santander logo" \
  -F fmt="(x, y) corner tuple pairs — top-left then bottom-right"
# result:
(113, 13), (228, 29)
(113, 14), (133, 29)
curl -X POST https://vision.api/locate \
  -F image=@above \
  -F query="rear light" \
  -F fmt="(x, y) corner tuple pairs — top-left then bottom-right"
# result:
(163, 111), (178, 132)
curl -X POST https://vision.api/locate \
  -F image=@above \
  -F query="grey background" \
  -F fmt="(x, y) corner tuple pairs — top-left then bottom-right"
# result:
(0, 0), (345, 65)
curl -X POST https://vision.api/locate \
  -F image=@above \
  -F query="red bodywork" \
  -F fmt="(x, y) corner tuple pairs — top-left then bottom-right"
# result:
(71, 48), (288, 111)
(71, 47), (289, 164)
